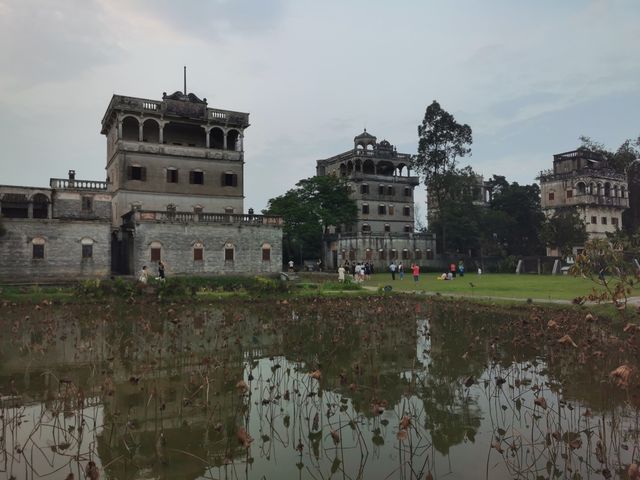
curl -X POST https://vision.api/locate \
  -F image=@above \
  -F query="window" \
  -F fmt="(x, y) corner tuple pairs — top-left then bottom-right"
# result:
(378, 204), (386, 215)
(378, 185), (385, 195)
(361, 184), (369, 194)
(612, 217), (619, 227)
(81, 238), (94, 259)
(379, 249), (386, 260)
(548, 192), (554, 201)
(591, 216), (597, 224)
(404, 225), (412, 233)
(415, 249), (423, 260)
(384, 224), (391, 232)
(390, 249), (397, 260)
(166, 168), (179, 183)
(387, 186), (395, 196)
(426, 249), (434, 260)
(225, 207), (235, 214)
(388, 205), (395, 216)
(194, 205), (203, 214)
(81, 196), (93, 213)
(365, 249), (372, 260)
(193, 242), (204, 261)
(150, 241), (161, 262)
(402, 249), (410, 260)
(403, 206), (411, 216)
(404, 187), (411, 197)
(601, 217), (607, 225)
(222, 172), (238, 187)
(128, 166), (146, 181)
(566, 190), (573, 198)
(224, 243), (234, 262)
(362, 224), (371, 233)
(349, 250), (355, 261)
(190, 170), (204, 185)
(32, 237), (45, 260)
(362, 204), (369, 215)
(262, 244), (271, 261)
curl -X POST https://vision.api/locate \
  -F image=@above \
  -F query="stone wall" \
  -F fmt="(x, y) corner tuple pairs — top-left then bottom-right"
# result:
(0, 219), (112, 281)
(52, 192), (112, 220)
(130, 221), (283, 276)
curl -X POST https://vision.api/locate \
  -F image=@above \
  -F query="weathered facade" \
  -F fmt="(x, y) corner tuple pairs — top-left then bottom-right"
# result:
(316, 131), (436, 270)
(539, 150), (628, 255)
(0, 87), (283, 281)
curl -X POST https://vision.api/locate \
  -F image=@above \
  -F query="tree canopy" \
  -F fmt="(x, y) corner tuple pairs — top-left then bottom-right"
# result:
(578, 135), (639, 173)
(264, 175), (357, 263)
(540, 207), (588, 257)
(413, 100), (473, 253)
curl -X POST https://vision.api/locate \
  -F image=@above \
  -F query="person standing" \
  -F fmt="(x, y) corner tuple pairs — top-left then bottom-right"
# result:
(158, 261), (166, 280)
(389, 261), (397, 280)
(288, 260), (294, 272)
(398, 262), (404, 280)
(450, 262), (457, 278)
(138, 265), (149, 284)
(412, 263), (420, 285)
(458, 260), (465, 277)
(338, 264), (346, 283)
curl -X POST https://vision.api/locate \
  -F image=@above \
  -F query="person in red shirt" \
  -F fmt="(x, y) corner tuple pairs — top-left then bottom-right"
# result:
(450, 262), (457, 278)
(411, 263), (420, 284)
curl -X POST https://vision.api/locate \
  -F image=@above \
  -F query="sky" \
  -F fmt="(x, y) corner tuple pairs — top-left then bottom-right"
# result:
(1, 0), (639, 212)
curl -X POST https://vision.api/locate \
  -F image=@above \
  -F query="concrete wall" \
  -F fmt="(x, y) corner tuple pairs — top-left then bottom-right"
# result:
(130, 222), (283, 276)
(0, 219), (111, 281)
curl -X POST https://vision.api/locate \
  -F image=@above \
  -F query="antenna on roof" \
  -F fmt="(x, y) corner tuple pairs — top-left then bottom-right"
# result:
(183, 66), (187, 95)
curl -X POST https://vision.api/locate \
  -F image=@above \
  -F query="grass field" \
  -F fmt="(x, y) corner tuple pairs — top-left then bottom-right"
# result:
(364, 272), (629, 301)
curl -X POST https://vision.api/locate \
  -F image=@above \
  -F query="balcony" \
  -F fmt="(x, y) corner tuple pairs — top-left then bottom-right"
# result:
(50, 178), (108, 191)
(564, 194), (629, 208)
(124, 210), (283, 226)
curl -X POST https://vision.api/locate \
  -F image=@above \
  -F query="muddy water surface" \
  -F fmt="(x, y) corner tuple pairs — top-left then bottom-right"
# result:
(0, 297), (638, 479)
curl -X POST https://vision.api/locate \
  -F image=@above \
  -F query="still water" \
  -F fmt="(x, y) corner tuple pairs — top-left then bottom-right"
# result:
(0, 297), (637, 479)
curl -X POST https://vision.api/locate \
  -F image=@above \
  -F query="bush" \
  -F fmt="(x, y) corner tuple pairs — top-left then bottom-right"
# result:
(321, 280), (362, 291)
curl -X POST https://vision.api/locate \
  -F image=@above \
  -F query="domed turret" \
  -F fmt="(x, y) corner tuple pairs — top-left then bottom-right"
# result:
(354, 129), (377, 150)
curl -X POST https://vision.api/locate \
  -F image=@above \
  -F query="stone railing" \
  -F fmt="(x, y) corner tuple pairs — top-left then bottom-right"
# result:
(538, 168), (626, 183)
(50, 178), (109, 190)
(564, 194), (629, 208)
(125, 210), (283, 226)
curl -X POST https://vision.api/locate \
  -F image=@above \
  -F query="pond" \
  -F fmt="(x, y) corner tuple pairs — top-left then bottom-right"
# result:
(0, 297), (638, 479)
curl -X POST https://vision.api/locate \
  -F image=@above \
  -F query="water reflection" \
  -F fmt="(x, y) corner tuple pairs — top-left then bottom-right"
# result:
(0, 299), (638, 479)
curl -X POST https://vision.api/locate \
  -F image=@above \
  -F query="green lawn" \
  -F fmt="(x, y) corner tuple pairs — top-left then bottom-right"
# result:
(365, 272), (627, 301)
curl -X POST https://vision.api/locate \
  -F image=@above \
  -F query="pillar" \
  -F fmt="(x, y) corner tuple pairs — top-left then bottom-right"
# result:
(138, 123), (144, 142)
(238, 133), (244, 152)
(27, 202), (33, 219)
(159, 123), (164, 144)
(117, 120), (123, 140)
(223, 130), (227, 150)
(204, 127), (210, 148)
(47, 202), (52, 219)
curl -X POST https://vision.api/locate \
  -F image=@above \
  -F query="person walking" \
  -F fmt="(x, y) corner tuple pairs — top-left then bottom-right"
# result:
(389, 261), (397, 280)
(158, 261), (166, 280)
(412, 263), (420, 285)
(138, 265), (149, 284)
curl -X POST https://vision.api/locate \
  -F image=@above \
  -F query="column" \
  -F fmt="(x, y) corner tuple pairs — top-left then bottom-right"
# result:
(47, 202), (52, 219)
(117, 120), (123, 140)
(223, 130), (228, 150)
(238, 133), (244, 152)
(138, 122), (144, 142)
(204, 127), (210, 148)
(159, 123), (164, 144)
(27, 202), (33, 219)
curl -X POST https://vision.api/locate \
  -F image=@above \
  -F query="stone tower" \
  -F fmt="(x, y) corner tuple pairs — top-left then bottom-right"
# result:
(100, 89), (250, 226)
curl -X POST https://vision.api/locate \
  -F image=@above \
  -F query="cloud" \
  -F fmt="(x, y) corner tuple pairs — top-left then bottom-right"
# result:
(0, 0), (122, 89)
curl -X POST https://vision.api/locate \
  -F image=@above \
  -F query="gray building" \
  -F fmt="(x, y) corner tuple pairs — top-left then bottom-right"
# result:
(316, 131), (436, 270)
(0, 86), (283, 281)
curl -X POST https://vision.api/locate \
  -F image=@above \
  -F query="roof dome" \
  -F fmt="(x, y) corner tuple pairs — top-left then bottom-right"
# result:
(354, 129), (376, 142)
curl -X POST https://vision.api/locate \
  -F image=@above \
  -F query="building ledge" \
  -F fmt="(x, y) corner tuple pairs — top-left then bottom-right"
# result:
(123, 209), (283, 226)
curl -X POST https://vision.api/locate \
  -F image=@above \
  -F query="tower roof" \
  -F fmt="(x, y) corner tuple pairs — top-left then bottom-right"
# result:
(354, 129), (376, 142)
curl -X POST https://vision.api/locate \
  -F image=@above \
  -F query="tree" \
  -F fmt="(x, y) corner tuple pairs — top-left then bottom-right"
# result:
(413, 101), (473, 252)
(540, 207), (588, 257)
(482, 176), (545, 256)
(578, 135), (639, 173)
(264, 175), (357, 264)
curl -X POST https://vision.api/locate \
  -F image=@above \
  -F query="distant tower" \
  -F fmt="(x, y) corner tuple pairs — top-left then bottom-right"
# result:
(100, 87), (250, 225)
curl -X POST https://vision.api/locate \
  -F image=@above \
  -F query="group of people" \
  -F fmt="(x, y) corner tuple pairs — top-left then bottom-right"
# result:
(138, 261), (166, 284)
(389, 261), (421, 283)
(337, 260), (374, 283)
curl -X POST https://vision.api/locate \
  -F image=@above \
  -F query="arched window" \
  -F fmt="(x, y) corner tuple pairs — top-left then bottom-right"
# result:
(415, 249), (422, 260)
(32, 237), (45, 259)
(402, 248), (410, 260)
(576, 182), (586, 195)
(604, 182), (611, 197)
(193, 241), (204, 261)
(621, 186), (626, 198)
(122, 117), (139, 141)
(362, 223), (371, 233)
(379, 249), (386, 260)
(384, 223), (391, 232)
(81, 237), (94, 259)
(262, 243), (271, 262)
(150, 241), (162, 262)
(365, 248), (372, 260)
(224, 242), (235, 262)
(210, 128), (224, 149)
(227, 130), (240, 151)
(142, 119), (160, 143)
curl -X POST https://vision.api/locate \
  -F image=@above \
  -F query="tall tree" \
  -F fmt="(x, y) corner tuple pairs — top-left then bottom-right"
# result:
(413, 100), (473, 252)
(264, 175), (357, 263)
(483, 176), (545, 256)
(578, 135), (639, 173)
(541, 207), (588, 257)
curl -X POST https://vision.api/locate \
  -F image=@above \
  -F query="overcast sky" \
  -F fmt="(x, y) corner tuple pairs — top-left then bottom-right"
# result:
(1, 0), (639, 212)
